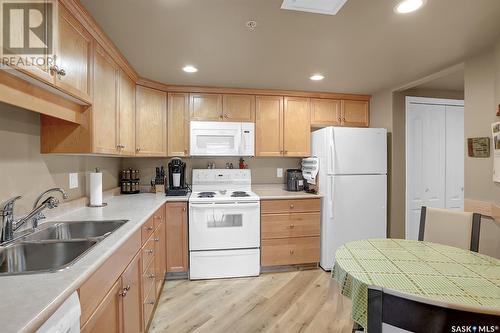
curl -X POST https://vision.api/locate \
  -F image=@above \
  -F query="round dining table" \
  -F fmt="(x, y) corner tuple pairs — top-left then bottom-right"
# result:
(332, 239), (500, 329)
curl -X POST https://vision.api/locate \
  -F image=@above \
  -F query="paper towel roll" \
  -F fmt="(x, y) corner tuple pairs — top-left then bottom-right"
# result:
(90, 171), (103, 206)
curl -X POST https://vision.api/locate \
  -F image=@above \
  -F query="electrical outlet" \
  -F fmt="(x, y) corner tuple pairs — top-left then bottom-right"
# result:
(69, 173), (78, 189)
(277, 168), (283, 178)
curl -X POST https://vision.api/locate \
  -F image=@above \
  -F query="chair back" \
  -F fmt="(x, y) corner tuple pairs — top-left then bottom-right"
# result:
(418, 206), (481, 251)
(368, 287), (500, 333)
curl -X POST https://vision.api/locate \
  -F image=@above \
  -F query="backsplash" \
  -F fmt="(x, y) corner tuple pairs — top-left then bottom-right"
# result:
(0, 104), (121, 215)
(122, 157), (302, 186)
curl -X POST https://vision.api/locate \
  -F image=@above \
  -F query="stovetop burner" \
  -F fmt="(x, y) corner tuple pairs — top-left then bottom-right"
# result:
(197, 191), (216, 198)
(231, 191), (250, 197)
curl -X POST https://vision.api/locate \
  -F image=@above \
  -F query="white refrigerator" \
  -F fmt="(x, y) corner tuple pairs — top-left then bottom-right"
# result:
(311, 127), (388, 270)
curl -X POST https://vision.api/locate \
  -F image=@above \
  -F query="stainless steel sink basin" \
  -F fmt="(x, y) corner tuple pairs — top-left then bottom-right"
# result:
(0, 240), (97, 275)
(22, 220), (127, 241)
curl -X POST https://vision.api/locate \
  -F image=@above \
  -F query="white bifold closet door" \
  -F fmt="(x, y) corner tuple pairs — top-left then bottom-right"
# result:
(406, 99), (464, 240)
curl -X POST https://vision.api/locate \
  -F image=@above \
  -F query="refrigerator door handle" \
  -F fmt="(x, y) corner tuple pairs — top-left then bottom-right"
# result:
(329, 176), (334, 219)
(328, 144), (334, 174)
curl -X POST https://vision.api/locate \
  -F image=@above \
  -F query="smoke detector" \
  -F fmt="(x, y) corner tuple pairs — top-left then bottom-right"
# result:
(281, 0), (348, 15)
(246, 20), (257, 31)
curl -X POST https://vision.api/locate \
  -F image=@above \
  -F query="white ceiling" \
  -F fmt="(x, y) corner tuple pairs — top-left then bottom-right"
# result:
(414, 69), (464, 91)
(80, 0), (500, 94)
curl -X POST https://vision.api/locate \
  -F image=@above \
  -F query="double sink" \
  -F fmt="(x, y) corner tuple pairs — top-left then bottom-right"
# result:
(0, 220), (127, 276)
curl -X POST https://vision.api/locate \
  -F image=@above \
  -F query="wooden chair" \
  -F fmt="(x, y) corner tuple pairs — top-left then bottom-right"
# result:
(418, 206), (481, 252)
(367, 286), (500, 333)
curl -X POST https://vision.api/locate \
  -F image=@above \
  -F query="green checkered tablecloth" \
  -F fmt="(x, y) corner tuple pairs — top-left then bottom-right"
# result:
(332, 239), (500, 329)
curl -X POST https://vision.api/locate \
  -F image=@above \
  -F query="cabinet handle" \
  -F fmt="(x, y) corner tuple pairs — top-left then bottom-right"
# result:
(284, 150), (288, 154)
(147, 300), (155, 305)
(119, 285), (130, 297)
(146, 249), (154, 254)
(154, 238), (160, 242)
(342, 117), (346, 122)
(146, 226), (154, 231)
(57, 68), (66, 77)
(289, 224), (295, 229)
(219, 115), (223, 120)
(182, 207), (186, 212)
(136, 147), (141, 152)
(224, 114), (228, 118)
(49, 65), (59, 75)
(289, 249), (295, 255)
(184, 149), (188, 155)
(154, 215), (161, 220)
(280, 150), (283, 154)
(290, 204), (294, 209)
(148, 273), (155, 279)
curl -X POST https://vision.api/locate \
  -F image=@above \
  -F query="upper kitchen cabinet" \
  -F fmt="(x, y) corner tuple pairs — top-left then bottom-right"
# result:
(54, 3), (93, 103)
(255, 96), (311, 157)
(341, 100), (369, 127)
(310, 98), (341, 127)
(222, 94), (255, 121)
(190, 93), (223, 121)
(168, 93), (189, 157)
(255, 96), (284, 157)
(136, 86), (167, 156)
(118, 71), (136, 156)
(283, 97), (311, 157)
(93, 43), (119, 155)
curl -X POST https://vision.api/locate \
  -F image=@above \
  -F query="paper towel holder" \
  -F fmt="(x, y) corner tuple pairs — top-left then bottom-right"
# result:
(87, 167), (108, 208)
(87, 202), (108, 208)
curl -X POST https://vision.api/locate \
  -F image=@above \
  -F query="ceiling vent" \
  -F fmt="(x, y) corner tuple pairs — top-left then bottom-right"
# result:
(281, 0), (348, 15)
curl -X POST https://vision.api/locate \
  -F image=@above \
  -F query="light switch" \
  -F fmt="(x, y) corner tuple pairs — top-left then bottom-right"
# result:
(69, 173), (78, 189)
(277, 168), (283, 178)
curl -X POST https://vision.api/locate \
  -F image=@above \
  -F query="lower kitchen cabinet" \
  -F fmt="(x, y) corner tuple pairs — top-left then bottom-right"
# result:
(122, 254), (142, 333)
(260, 198), (321, 267)
(80, 254), (144, 333)
(81, 279), (122, 333)
(79, 203), (168, 333)
(166, 202), (189, 273)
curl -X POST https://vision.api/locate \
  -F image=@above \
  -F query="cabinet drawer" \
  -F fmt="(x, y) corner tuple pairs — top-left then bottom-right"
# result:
(143, 288), (156, 329)
(152, 205), (165, 229)
(141, 237), (155, 273)
(141, 217), (155, 244)
(261, 237), (320, 266)
(142, 260), (156, 302)
(261, 213), (320, 239)
(261, 199), (320, 214)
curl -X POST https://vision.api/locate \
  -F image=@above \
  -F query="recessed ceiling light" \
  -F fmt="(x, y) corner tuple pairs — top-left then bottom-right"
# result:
(182, 65), (198, 73)
(310, 74), (325, 81)
(394, 0), (425, 14)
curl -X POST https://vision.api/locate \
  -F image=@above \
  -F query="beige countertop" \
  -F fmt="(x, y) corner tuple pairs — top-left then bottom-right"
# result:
(252, 184), (322, 200)
(0, 193), (187, 333)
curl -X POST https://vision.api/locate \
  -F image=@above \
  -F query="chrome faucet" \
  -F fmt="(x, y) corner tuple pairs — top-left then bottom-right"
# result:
(32, 188), (68, 228)
(0, 188), (68, 243)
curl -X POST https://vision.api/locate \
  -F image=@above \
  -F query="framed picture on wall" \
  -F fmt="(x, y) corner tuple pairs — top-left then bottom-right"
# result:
(467, 137), (490, 158)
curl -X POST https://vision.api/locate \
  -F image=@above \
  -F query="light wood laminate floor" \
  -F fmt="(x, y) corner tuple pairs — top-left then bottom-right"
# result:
(149, 269), (353, 333)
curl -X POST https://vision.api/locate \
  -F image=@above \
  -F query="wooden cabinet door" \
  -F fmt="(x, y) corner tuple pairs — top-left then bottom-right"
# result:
(166, 203), (188, 272)
(222, 94), (255, 121)
(154, 222), (166, 296)
(136, 86), (167, 156)
(55, 4), (92, 103)
(310, 98), (341, 127)
(118, 71), (136, 156)
(167, 93), (189, 157)
(93, 44), (118, 154)
(81, 279), (123, 333)
(341, 100), (369, 127)
(283, 97), (311, 157)
(121, 253), (142, 333)
(189, 93), (223, 121)
(255, 96), (283, 157)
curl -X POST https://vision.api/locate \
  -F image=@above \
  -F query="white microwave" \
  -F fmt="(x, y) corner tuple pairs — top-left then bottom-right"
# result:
(190, 121), (255, 156)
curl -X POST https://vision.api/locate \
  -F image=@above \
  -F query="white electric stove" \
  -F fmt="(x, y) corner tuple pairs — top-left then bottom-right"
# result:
(189, 169), (260, 280)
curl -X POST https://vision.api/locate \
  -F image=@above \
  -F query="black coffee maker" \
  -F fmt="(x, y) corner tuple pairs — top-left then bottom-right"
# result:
(166, 158), (188, 196)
